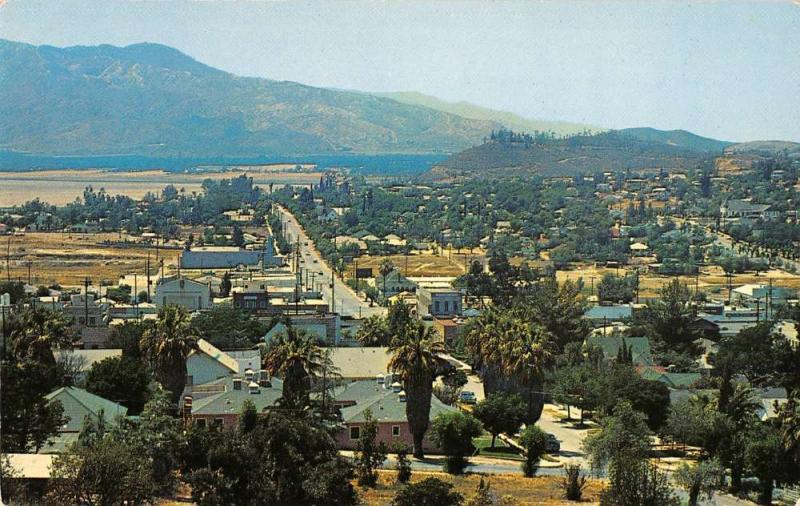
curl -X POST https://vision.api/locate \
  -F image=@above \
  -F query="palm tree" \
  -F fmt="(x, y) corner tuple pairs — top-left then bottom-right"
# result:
(355, 315), (390, 347)
(388, 322), (445, 458)
(9, 306), (72, 367)
(140, 305), (198, 405)
(464, 308), (554, 423)
(262, 326), (328, 407)
(497, 319), (555, 424)
(379, 259), (395, 298)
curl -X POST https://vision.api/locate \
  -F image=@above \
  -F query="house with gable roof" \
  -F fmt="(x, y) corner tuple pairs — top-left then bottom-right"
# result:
(186, 339), (261, 387)
(44, 387), (128, 452)
(332, 377), (458, 451)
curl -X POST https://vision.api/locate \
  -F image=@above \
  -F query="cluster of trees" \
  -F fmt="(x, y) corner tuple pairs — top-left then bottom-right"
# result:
(1, 174), (263, 237)
(551, 343), (670, 429)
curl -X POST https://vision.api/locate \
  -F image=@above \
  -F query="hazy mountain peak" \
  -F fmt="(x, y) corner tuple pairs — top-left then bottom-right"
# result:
(0, 39), (499, 157)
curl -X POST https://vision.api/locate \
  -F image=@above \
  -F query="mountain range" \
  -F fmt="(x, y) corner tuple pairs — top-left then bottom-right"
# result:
(0, 39), (497, 157)
(1, 39), (797, 170)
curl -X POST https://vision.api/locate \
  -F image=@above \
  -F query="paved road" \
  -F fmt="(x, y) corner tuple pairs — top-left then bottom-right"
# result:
(276, 205), (386, 319)
(537, 404), (592, 467)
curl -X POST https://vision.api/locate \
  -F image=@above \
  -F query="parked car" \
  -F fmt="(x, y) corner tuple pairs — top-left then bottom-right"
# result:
(459, 391), (477, 404)
(545, 433), (560, 453)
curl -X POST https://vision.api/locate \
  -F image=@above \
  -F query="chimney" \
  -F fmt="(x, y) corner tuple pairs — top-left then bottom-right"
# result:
(233, 378), (242, 391)
(259, 369), (270, 382)
(248, 381), (260, 394)
(183, 395), (193, 416)
(391, 381), (402, 393)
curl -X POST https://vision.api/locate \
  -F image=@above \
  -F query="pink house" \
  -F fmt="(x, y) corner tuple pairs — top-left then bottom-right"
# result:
(332, 376), (458, 452)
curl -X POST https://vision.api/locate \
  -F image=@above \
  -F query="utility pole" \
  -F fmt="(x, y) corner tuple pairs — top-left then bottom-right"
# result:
(768, 278), (773, 320)
(146, 252), (151, 303)
(5, 236), (10, 282)
(26, 260), (32, 286)
(330, 269), (335, 313)
(2, 304), (7, 361)
(83, 277), (91, 327)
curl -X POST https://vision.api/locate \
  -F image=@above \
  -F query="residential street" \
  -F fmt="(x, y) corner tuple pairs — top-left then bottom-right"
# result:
(275, 205), (386, 319)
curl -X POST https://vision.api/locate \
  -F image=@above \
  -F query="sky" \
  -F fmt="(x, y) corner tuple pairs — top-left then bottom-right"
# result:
(2, 0), (799, 142)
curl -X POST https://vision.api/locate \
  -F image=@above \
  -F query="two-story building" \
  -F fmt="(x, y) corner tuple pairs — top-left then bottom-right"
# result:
(417, 287), (463, 318)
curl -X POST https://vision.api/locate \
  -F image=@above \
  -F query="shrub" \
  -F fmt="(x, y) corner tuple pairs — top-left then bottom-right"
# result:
(392, 477), (463, 506)
(395, 445), (412, 484)
(519, 425), (548, 477)
(561, 464), (588, 501)
(430, 411), (483, 474)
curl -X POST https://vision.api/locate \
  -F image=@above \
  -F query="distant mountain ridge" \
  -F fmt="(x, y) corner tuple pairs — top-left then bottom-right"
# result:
(374, 91), (601, 137)
(618, 127), (732, 153)
(0, 39), (500, 157)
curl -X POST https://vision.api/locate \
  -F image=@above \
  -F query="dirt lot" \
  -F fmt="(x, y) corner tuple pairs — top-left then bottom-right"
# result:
(346, 252), (479, 278)
(358, 470), (602, 505)
(1, 232), (181, 287)
(557, 263), (800, 300)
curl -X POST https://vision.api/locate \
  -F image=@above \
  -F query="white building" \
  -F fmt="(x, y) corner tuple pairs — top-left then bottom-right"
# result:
(155, 277), (212, 311)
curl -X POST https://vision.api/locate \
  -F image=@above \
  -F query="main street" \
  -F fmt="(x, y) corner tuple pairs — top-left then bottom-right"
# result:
(275, 205), (386, 319)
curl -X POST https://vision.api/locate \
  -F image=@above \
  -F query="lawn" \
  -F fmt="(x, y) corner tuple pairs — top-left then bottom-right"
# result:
(473, 435), (524, 461)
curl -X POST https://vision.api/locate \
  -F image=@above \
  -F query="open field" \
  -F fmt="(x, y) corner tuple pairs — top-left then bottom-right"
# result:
(558, 263), (800, 300)
(0, 168), (323, 206)
(1, 232), (181, 287)
(358, 470), (602, 505)
(346, 252), (476, 278)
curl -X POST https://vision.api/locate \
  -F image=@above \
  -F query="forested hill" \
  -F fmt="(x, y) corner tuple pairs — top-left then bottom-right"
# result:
(0, 39), (499, 157)
(425, 129), (728, 180)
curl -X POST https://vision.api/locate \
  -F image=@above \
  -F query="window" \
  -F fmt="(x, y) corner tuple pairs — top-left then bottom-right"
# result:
(434, 301), (440, 313)
(195, 418), (206, 428)
(349, 426), (361, 440)
(213, 418), (224, 427)
(392, 426), (401, 437)
(444, 301), (449, 313)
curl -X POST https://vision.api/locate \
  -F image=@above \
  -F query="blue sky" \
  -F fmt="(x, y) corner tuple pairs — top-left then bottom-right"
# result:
(2, 0), (799, 142)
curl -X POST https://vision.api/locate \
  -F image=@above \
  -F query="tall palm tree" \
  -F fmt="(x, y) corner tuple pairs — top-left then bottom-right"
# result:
(388, 322), (445, 458)
(262, 326), (328, 407)
(497, 319), (555, 423)
(9, 306), (72, 367)
(140, 305), (198, 405)
(379, 259), (395, 297)
(464, 308), (555, 423)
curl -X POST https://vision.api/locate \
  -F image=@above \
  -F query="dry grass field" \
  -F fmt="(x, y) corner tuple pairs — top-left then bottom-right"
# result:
(0, 168), (323, 206)
(358, 470), (602, 505)
(1, 232), (181, 287)
(156, 471), (603, 506)
(557, 263), (800, 300)
(346, 252), (476, 278)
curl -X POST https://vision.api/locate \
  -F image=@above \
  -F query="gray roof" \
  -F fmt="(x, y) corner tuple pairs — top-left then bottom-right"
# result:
(334, 380), (457, 423)
(723, 199), (771, 213)
(584, 305), (633, 321)
(328, 347), (393, 379)
(54, 349), (122, 373)
(190, 376), (284, 416)
(46, 387), (128, 432)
